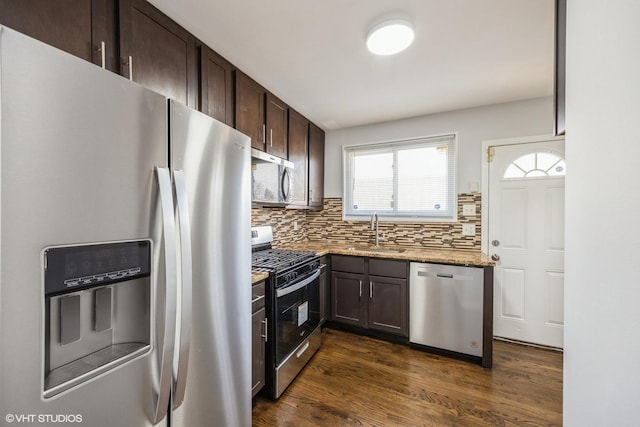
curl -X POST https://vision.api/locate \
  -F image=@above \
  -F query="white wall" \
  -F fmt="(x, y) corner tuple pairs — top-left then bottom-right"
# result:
(324, 97), (553, 197)
(564, 2), (640, 426)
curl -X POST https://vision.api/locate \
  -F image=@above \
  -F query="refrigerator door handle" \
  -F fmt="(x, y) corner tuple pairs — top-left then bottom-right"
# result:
(172, 169), (193, 409)
(153, 167), (178, 424)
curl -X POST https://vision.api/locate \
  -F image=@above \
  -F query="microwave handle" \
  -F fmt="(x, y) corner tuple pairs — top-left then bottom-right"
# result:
(276, 269), (321, 298)
(281, 168), (291, 201)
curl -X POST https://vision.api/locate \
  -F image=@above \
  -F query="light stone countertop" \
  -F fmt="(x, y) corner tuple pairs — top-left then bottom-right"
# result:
(277, 242), (495, 267)
(251, 271), (269, 284)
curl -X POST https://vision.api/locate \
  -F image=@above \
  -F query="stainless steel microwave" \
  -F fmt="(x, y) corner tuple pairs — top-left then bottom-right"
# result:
(251, 149), (294, 206)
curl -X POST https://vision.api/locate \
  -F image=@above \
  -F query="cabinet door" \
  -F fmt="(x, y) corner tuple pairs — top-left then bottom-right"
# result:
(119, 0), (197, 107)
(0, 0), (117, 71)
(287, 109), (309, 206)
(251, 306), (266, 398)
(368, 275), (408, 336)
(265, 93), (288, 158)
(308, 123), (325, 208)
(199, 45), (234, 126)
(331, 271), (366, 327)
(235, 71), (266, 150)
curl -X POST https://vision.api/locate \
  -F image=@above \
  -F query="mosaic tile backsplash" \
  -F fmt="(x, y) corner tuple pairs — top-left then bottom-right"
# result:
(251, 207), (308, 247)
(251, 193), (482, 250)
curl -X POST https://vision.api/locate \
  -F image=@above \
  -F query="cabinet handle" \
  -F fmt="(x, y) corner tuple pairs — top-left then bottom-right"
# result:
(99, 41), (106, 69)
(369, 281), (373, 299)
(270, 129), (273, 147)
(261, 318), (268, 342)
(251, 294), (265, 304)
(359, 280), (362, 297)
(125, 55), (133, 81)
(262, 124), (266, 143)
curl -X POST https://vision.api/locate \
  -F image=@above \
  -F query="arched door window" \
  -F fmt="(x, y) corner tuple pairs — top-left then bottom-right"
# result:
(503, 152), (566, 179)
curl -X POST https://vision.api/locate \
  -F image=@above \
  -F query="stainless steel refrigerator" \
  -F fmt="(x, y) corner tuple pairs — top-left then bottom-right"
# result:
(0, 26), (251, 427)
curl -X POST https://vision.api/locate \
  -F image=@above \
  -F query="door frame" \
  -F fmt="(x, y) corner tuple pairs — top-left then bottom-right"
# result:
(480, 134), (565, 254)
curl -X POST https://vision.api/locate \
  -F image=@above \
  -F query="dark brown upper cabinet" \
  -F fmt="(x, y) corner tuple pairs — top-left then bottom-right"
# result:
(553, 0), (566, 136)
(235, 71), (288, 157)
(265, 93), (288, 159)
(119, 0), (197, 108)
(287, 109), (309, 207)
(199, 45), (234, 127)
(0, 0), (118, 71)
(235, 70), (267, 150)
(308, 123), (325, 209)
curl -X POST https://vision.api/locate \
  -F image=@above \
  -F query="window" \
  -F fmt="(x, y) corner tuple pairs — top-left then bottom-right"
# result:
(503, 152), (566, 179)
(343, 134), (457, 221)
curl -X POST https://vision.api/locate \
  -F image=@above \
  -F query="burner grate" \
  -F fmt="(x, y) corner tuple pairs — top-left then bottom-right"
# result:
(251, 249), (316, 272)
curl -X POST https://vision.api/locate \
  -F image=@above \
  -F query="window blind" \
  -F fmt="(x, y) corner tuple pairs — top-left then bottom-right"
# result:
(343, 134), (457, 221)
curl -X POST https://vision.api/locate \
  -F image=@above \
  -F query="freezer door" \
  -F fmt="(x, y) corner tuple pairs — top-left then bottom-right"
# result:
(0, 28), (169, 426)
(169, 100), (252, 427)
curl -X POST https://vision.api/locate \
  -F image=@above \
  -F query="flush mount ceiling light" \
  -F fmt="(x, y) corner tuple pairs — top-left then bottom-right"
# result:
(366, 19), (415, 56)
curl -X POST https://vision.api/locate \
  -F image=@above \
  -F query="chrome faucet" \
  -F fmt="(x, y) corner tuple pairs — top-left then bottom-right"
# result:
(370, 212), (380, 246)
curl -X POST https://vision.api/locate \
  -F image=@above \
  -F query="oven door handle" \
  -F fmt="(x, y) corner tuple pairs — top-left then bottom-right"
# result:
(276, 269), (321, 298)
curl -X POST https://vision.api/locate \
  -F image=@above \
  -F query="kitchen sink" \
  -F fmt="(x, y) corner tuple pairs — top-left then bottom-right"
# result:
(345, 247), (406, 254)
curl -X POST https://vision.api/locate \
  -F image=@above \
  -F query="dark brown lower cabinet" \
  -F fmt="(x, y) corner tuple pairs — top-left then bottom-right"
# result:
(251, 282), (266, 398)
(368, 275), (407, 336)
(330, 255), (408, 338)
(331, 271), (367, 327)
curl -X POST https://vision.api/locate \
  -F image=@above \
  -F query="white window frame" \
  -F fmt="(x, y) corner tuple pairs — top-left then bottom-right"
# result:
(342, 133), (458, 222)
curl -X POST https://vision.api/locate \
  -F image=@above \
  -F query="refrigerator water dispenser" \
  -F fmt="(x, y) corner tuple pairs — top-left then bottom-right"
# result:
(43, 241), (152, 398)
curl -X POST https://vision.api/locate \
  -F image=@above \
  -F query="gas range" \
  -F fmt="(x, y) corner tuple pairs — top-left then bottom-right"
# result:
(250, 226), (322, 400)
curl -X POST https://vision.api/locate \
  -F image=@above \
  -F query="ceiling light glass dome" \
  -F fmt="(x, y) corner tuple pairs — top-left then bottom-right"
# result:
(366, 20), (415, 56)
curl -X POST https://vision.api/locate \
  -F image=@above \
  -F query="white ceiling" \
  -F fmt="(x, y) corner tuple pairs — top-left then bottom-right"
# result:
(148, 0), (555, 131)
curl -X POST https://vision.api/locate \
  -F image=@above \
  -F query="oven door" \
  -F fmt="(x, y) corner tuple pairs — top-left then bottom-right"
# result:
(274, 269), (320, 363)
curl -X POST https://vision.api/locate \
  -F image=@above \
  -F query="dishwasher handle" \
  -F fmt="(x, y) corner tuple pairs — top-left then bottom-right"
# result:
(416, 270), (474, 281)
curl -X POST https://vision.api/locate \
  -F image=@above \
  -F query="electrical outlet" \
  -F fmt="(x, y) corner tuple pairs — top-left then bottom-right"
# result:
(462, 223), (476, 236)
(462, 204), (477, 216)
(293, 221), (298, 231)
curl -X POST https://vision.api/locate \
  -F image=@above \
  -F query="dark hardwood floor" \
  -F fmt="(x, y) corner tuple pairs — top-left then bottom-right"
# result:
(252, 328), (562, 426)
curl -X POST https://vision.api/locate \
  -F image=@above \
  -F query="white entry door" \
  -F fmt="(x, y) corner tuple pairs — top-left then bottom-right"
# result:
(488, 139), (565, 348)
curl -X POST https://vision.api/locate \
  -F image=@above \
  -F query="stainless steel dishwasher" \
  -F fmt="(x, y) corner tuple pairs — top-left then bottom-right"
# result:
(409, 262), (484, 357)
